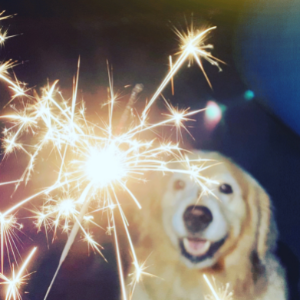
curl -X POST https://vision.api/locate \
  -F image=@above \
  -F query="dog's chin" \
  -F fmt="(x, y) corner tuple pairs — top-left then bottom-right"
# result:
(179, 237), (227, 266)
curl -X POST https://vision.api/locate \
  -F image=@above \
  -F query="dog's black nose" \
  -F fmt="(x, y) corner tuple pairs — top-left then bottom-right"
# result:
(183, 206), (213, 232)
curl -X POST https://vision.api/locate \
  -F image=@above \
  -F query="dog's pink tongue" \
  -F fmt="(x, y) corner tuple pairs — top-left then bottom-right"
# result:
(183, 238), (210, 256)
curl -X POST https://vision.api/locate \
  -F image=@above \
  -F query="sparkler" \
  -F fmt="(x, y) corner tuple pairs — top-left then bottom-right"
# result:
(0, 11), (224, 300)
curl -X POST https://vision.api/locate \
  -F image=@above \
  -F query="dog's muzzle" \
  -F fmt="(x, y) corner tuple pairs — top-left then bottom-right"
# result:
(180, 205), (226, 263)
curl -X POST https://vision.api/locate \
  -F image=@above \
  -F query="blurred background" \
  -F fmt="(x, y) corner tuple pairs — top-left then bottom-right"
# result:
(0, 0), (300, 299)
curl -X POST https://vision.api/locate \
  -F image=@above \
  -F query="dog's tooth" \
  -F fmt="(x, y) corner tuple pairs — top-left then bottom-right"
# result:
(202, 241), (210, 253)
(183, 238), (190, 251)
(183, 238), (188, 249)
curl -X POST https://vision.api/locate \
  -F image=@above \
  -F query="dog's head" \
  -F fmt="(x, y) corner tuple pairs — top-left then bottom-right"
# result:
(156, 151), (277, 270)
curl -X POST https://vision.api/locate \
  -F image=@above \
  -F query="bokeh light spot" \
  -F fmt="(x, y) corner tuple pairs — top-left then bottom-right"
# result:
(244, 90), (254, 101)
(204, 101), (222, 131)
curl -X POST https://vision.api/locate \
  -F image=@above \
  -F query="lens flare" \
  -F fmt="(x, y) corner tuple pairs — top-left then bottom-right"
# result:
(204, 101), (223, 131)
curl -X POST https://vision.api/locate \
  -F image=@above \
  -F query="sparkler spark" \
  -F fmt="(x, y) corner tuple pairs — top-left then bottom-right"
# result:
(0, 212), (25, 274)
(203, 274), (233, 300)
(128, 255), (160, 298)
(143, 23), (225, 118)
(0, 247), (36, 300)
(0, 12), (223, 300)
(174, 23), (225, 88)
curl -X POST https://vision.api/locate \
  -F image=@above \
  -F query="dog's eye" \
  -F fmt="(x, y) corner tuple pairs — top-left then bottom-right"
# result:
(219, 183), (233, 194)
(173, 179), (185, 190)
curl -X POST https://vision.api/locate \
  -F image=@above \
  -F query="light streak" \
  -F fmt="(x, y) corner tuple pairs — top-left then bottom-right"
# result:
(0, 212), (25, 273)
(204, 274), (221, 300)
(0, 180), (23, 187)
(0, 11), (223, 300)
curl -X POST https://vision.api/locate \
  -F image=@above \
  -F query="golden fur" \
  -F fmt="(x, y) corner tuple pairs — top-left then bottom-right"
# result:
(125, 151), (287, 300)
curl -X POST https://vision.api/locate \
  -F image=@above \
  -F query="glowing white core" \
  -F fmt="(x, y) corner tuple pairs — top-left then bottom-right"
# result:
(85, 145), (126, 187)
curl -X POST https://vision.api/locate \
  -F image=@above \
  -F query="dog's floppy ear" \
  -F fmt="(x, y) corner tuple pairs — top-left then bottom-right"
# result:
(241, 170), (277, 262)
(255, 181), (277, 261)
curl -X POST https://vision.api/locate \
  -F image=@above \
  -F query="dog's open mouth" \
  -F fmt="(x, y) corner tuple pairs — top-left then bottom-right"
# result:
(180, 237), (226, 263)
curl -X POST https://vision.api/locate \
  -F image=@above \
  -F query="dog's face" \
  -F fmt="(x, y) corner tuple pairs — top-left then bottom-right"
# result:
(160, 151), (272, 270)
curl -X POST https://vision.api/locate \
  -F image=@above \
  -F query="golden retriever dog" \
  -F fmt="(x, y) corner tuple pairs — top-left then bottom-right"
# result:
(126, 151), (287, 300)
